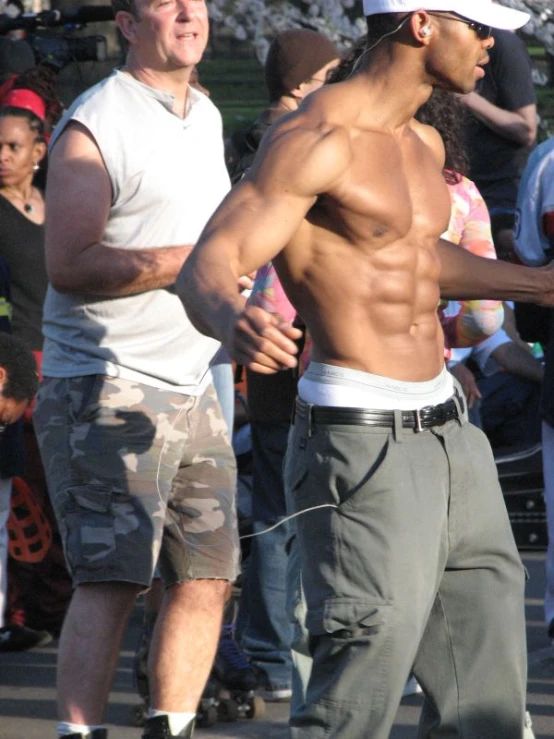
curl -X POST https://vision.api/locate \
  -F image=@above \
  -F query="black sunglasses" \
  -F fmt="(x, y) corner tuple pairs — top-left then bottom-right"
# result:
(427, 12), (493, 41)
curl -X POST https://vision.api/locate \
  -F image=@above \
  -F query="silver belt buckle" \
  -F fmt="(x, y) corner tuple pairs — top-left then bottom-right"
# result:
(414, 408), (424, 433)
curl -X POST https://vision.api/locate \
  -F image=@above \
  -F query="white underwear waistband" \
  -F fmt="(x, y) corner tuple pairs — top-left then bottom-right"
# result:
(298, 362), (453, 411)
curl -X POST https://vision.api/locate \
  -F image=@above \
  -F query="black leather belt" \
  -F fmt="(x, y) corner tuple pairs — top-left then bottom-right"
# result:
(294, 394), (464, 432)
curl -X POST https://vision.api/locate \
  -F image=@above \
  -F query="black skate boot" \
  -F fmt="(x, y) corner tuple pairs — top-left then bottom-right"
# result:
(196, 672), (220, 728)
(214, 623), (259, 692)
(130, 610), (157, 726)
(212, 624), (265, 720)
(142, 715), (194, 738)
(134, 610), (157, 701)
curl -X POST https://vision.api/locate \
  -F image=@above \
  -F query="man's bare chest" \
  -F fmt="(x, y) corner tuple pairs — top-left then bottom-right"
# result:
(318, 136), (451, 246)
(328, 163), (450, 241)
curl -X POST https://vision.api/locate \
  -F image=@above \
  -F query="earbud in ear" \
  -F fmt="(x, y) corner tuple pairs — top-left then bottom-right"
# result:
(420, 26), (432, 37)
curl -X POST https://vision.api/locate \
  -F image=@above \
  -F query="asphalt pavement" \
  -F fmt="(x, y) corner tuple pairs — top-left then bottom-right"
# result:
(1, 552), (554, 739)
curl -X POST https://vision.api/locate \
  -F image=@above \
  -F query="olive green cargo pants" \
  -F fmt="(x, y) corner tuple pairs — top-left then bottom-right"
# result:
(285, 401), (527, 738)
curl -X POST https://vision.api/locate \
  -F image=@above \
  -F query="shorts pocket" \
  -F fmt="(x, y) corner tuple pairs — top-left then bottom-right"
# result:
(67, 375), (104, 426)
(60, 485), (117, 574)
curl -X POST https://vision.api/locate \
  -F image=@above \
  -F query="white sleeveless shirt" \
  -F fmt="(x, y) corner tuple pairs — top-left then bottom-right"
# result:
(42, 70), (230, 394)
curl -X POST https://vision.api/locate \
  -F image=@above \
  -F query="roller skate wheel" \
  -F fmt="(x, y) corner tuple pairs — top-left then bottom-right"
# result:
(245, 695), (265, 719)
(197, 704), (218, 728)
(130, 703), (148, 727)
(218, 697), (239, 722)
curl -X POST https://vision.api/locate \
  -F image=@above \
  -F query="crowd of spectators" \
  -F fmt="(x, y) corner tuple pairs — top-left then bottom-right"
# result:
(0, 44), (72, 653)
(0, 5), (552, 739)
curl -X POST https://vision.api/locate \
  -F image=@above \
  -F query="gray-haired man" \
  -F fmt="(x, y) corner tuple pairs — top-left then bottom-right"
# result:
(34, 1), (238, 738)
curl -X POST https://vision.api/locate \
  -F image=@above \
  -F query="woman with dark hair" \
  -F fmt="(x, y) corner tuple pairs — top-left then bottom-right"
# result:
(0, 66), (62, 349)
(0, 66), (71, 649)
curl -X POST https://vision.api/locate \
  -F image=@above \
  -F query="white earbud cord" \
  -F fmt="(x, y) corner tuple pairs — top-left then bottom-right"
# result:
(348, 13), (414, 78)
(155, 416), (338, 544)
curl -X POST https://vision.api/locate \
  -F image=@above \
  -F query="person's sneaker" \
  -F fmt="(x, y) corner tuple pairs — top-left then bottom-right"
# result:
(258, 684), (293, 702)
(0, 624), (52, 652)
(402, 675), (423, 697)
(524, 710), (536, 739)
(214, 624), (260, 692)
(142, 715), (194, 738)
(252, 665), (292, 702)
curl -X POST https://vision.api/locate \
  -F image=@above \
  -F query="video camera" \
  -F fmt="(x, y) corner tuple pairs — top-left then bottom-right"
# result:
(0, 5), (115, 71)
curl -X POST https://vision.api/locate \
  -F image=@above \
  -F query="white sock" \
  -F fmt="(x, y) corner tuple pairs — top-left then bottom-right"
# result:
(57, 721), (104, 737)
(147, 709), (196, 735)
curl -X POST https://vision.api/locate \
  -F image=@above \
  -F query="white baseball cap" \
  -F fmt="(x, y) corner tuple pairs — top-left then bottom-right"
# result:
(362, 1), (529, 30)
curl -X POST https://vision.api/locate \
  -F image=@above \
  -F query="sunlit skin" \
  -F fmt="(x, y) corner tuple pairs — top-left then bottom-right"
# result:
(116, 0), (209, 114)
(0, 115), (46, 225)
(178, 12), (527, 383)
(424, 13), (492, 94)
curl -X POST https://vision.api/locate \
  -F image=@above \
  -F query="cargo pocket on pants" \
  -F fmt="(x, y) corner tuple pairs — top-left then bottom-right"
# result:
(307, 597), (393, 711)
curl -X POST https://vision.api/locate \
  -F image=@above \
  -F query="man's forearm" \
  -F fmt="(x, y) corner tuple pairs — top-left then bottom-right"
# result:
(176, 256), (246, 343)
(460, 93), (536, 146)
(491, 342), (544, 383)
(48, 243), (193, 297)
(437, 239), (551, 304)
(186, 296), (246, 343)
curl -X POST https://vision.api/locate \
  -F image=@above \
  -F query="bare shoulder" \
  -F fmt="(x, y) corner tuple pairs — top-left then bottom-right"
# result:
(46, 119), (111, 235)
(411, 118), (445, 169)
(250, 95), (353, 199)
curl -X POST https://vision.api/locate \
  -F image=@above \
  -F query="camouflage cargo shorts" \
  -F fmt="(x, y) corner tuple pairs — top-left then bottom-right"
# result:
(33, 375), (240, 587)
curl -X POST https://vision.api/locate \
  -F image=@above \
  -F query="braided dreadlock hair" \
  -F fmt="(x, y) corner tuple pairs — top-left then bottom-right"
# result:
(0, 65), (63, 185)
(7, 64), (63, 133)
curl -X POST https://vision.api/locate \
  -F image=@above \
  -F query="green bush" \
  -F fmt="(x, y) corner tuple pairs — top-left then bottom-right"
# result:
(199, 57), (266, 135)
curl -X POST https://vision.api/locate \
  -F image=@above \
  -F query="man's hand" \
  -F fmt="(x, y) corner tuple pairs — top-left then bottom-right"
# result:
(536, 262), (554, 307)
(449, 363), (481, 409)
(228, 305), (303, 374)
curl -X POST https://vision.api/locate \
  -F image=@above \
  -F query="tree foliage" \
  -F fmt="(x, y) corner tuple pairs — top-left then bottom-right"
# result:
(502, 1), (553, 54)
(207, 0), (554, 58)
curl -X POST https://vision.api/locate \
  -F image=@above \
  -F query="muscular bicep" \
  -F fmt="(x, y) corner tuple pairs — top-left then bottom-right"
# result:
(178, 119), (350, 345)
(199, 180), (315, 278)
(196, 122), (350, 277)
(45, 121), (112, 289)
